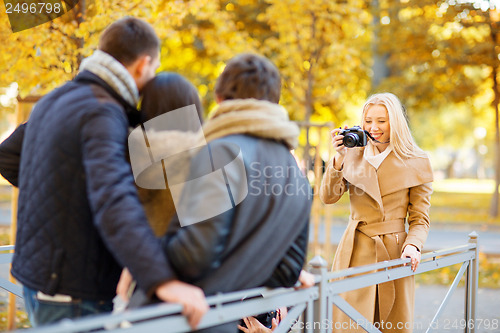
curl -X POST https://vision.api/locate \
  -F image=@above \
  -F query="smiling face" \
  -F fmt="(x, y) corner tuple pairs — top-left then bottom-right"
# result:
(363, 104), (391, 151)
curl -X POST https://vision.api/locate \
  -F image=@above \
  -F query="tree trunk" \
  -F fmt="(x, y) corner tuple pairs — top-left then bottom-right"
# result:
(75, 0), (86, 71)
(489, 10), (499, 216)
(370, 0), (389, 90)
(490, 65), (500, 217)
(303, 79), (313, 172)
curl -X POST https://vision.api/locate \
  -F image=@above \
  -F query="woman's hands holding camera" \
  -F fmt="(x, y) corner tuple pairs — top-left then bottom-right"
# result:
(238, 316), (277, 333)
(331, 126), (348, 170)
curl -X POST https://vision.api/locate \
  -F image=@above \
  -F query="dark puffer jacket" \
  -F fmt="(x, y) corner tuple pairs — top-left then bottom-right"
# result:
(0, 71), (174, 300)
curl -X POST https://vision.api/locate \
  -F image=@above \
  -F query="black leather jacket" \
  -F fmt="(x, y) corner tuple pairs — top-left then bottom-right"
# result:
(161, 135), (311, 296)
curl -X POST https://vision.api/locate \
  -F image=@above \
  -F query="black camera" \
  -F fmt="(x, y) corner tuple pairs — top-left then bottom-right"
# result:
(239, 310), (277, 330)
(254, 310), (277, 328)
(339, 126), (367, 148)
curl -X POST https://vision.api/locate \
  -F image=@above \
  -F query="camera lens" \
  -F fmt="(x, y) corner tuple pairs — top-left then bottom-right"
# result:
(343, 133), (359, 148)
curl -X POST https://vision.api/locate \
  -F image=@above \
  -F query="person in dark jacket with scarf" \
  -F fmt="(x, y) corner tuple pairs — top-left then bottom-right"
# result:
(122, 53), (313, 333)
(0, 17), (207, 328)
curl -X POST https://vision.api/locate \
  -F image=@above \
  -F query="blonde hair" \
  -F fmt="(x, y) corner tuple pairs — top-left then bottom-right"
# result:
(361, 93), (426, 160)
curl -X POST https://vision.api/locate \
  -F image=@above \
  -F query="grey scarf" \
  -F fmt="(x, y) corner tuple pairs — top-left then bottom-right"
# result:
(79, 50), (139, 106)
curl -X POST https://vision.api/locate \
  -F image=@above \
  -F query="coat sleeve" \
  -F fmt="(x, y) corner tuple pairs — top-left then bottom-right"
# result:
(160, 141), (236, 282)
(0, 123), (26, 187)
(319, 156), (347, 204)
(402, 182), (433, 251)
(161, 210), (233, 283)
(263, 221), (309, 288)
(81, 105), (176, 295)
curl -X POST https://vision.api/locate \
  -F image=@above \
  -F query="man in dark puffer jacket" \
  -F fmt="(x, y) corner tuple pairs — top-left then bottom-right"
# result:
(0, 17), (207, 328)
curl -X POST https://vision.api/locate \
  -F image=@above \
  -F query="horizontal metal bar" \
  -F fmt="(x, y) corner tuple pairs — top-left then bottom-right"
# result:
(0, 245), (15, 252)
(0, 252), (14, 265)
(22, 287), (318, 333)
(107, 288), (317, 333)
(21, 302), (184, 333)
(24, 286), (299, 332)
(329, 251), (475, 295)
(421, 243), (476, 260)
(326, 245), (475, 280)
(0, 277), (23, 298)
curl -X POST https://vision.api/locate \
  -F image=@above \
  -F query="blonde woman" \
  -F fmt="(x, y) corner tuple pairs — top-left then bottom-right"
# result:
(320, 93), (433, 332)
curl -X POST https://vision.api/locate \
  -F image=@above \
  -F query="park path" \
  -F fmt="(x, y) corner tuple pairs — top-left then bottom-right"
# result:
(414, 285), (500, 333)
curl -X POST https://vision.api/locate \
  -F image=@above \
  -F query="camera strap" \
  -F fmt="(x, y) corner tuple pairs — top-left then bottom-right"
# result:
(364, 130), (390, 144)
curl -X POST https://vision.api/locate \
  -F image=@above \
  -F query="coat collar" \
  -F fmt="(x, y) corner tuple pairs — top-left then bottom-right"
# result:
(343, 148), (384, 211)
(342, 147), (433, 211)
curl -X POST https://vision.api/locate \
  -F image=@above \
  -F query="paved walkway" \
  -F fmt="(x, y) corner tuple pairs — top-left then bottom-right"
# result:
(414, 285), (500, 333)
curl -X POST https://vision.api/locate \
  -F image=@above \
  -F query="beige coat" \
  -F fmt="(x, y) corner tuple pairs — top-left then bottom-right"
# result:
(320, 147), (433, 332)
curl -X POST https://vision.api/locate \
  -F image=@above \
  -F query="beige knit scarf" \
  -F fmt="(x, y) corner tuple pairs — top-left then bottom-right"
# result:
(80, 50), (139, 106)
(203, 98), (299, 149)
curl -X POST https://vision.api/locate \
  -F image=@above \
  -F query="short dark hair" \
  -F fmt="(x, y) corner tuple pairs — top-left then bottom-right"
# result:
(215, 53), (281, 103)
(99, 17), (160, 66)
(140, 72), (203, 124)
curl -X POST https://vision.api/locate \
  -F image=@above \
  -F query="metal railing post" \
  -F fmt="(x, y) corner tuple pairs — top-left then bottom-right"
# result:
(308, 255), (328, 333)
(465, 232), (478, 333)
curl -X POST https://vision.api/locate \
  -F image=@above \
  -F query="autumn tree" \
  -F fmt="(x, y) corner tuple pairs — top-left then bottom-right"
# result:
(0, 0), (220, 97)
(259, 0), (372, 166)
(373, 0), (500, 215)
(153, 0), (258, 112)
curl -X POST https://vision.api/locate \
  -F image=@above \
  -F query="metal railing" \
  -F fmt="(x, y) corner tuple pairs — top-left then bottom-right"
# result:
(0, 233), (479, 333)
(0, 245), (22, 298)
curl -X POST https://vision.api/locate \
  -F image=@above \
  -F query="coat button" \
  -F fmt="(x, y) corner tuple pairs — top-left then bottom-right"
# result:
(51, 273), (57, 279)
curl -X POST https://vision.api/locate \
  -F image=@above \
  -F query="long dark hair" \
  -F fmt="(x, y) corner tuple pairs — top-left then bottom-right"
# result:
(140, 72), (203, 124)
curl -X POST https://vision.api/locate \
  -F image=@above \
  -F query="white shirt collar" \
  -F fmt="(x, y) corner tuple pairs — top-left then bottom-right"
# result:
(363, 141), (392, 170)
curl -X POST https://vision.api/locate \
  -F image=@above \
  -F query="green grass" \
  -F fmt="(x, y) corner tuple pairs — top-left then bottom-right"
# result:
(415, 252), (500, 289)
(0, 302), (30, 331)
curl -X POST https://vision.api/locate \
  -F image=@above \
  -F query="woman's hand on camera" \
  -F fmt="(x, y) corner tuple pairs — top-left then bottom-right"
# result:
(401, 244), (421, 272)
(331, 126), (348, 170)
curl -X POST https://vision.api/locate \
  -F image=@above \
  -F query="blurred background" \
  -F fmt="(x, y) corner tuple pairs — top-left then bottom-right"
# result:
(0, 0), (500, 330)
(1, 0), (500, 201)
